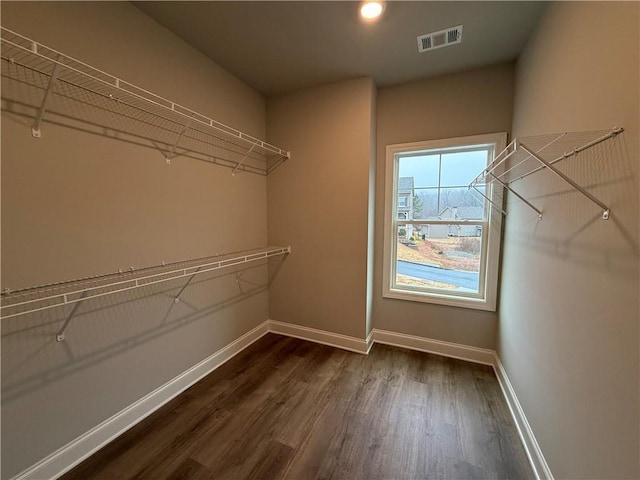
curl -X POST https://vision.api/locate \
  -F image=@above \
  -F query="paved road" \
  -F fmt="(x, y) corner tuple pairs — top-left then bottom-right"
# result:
(397, 260), (479, 291)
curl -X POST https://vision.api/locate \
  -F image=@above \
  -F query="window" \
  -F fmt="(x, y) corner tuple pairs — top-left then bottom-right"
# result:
(383, 133), (506, 311)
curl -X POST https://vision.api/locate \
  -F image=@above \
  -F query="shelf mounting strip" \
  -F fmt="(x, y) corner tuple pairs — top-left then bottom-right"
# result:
(1, 27), (290, 175)
(469, 127), (623, 220)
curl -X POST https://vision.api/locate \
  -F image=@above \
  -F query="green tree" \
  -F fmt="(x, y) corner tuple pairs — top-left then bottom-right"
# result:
(413, 194), (423, 218)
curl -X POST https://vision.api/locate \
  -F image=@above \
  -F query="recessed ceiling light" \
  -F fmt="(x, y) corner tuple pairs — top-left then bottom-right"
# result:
(360, 1), (384, 21)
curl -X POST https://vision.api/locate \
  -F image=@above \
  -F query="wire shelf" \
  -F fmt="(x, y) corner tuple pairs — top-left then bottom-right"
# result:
(469, 127), (623, 220)
(1, 246), (291, 331)
(0, 27), (290, 175)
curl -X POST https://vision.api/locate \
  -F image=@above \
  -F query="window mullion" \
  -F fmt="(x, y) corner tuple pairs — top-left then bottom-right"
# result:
(401, 220), (487, 226)
(437, 153), (442, 213)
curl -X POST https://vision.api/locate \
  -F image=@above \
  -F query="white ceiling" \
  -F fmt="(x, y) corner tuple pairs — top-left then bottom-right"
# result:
(134, 1), (547, 96)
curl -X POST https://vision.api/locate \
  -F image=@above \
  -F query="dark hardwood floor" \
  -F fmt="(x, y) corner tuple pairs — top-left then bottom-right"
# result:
(62, 334), (533, 479)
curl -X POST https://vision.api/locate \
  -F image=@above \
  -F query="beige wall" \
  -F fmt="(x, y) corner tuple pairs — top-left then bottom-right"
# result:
(1, 3), (270, 478)
(499, 2), (639, 478)
(374, 64), (515, 348)
(267, 78), (375, 339)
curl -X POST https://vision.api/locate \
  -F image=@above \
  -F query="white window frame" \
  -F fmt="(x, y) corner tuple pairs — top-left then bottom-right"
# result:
(383, 132), (506, 311)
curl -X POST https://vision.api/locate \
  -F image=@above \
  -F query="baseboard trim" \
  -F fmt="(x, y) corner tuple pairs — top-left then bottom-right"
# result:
(365, 329), (375, 354)
(267, 319), (369, 354)
(372, 328), (496, 365)
(493, 355), (554, 480)
(15, 319), (552, 480)
(13, 320), (271, 480)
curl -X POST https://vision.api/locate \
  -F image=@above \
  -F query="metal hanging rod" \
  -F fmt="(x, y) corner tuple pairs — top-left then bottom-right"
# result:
(0, 27), (291, 172)
(469, 127), (623, 220)
(0, 246), (291, 326)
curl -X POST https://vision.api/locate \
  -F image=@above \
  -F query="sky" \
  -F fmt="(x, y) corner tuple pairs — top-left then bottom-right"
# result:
(398, 149), (489, 189)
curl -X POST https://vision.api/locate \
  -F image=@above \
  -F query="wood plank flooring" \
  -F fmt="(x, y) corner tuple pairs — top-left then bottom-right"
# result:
(62, 334), (533, 479)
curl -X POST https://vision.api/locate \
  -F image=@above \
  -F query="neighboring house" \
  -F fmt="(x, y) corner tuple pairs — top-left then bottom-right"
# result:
(425, 206), (484, 238)
(398, 177), (414, 239)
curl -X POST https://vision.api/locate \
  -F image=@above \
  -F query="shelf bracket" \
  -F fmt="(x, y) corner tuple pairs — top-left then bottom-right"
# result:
(32, 62), (62, 138)
(232, 144), (256, 176)
(173, 266), (201, 303)
(267, 252), (289, 286)
(56, 290), (87, 342)
(235, 270), (261, 294)
(519, 143), (610, 220)
(489, 173), (543, 220)
(165, 121), (191, 164)
(470, 185), (507, 217)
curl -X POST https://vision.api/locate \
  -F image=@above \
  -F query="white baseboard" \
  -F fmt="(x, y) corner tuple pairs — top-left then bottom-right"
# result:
(15, 319), (552, 480)
(13, 321), (271, 480)
(372, 328), (496, 365)
(365, 328), (375, 354)
(267, 319), (369, 354)
(493, 355), (554, 480)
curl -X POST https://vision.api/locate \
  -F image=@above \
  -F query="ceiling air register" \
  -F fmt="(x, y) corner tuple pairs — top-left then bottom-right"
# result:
(417, 25), (463, 53)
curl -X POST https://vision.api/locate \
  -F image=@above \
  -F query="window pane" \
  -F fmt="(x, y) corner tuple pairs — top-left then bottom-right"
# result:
(398, 154), (439, 188)
(440, 150), (489, 187)
(396, 224), (415, 242)
(437, 188), (486, 220)
(414, 189), (439, 218)
(396, 225), (483, 293)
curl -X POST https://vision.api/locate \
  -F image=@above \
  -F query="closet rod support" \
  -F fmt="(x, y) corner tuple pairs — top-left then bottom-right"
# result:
(519, 143), (610, 219)
(32, 62), (61, 138)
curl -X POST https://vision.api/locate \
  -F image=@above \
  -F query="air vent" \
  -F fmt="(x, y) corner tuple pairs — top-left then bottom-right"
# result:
(417, 25), (463, 53)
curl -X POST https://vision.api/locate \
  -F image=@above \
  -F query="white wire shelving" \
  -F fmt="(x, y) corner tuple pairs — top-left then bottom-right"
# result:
(0, 246), (291, 340)
(0, 27), (290, 175)
(469, 127), (623, 220)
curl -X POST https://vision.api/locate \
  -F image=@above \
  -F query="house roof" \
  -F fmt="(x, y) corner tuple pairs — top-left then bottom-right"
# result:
(398, 177), (414, 192)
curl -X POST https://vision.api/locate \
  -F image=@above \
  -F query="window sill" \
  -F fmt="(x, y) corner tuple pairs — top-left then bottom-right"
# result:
(383, 287), (497, 312)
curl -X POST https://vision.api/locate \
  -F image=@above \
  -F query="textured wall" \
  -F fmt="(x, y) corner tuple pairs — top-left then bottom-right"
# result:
(499, 2), (639, 478)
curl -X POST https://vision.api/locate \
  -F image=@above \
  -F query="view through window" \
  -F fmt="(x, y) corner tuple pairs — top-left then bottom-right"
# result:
(384, 133), (505, 310)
